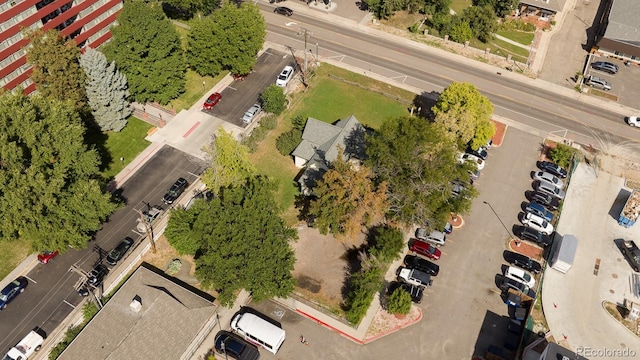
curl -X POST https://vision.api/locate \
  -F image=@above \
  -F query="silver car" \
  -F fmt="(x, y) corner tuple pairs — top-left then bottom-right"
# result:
(242, 103), (262, 123)
(535, 180), (566, 200)
(533, 171), (564, 188)
(585, 75), (612, 91)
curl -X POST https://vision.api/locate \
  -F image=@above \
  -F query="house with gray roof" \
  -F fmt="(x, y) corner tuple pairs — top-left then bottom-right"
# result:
(59, 263), (217, 360)
(518, 0), (566, 20)
(292, 115), (366, 195)
(595, 0), (640, 61)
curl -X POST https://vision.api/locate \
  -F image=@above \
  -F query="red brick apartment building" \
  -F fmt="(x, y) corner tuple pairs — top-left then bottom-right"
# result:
(0, 0), (123, 93)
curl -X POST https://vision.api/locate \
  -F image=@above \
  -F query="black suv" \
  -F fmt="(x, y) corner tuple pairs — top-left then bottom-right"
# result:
(529, 191), (560, 211)
(619, 240), (640, 272)
(504, 251), (542, 274)
(106, 237), (134, 266)
(514, 226), (552, 247)
(404, 255), (439, 276)
(87, 264), (109, 286)
(214, 330), (260, 360)
(387, 281), (424, 304)
(162, 177), (189, 204)
(501, 278), (536, 299)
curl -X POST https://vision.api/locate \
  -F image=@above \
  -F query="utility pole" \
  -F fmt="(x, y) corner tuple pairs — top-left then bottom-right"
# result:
(135, 208), (156, 253)
(296, 28), (313, 86)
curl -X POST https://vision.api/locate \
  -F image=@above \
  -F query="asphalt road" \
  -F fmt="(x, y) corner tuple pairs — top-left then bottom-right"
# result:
(262, 9), (638, 146)
(0, 145), (206, 355)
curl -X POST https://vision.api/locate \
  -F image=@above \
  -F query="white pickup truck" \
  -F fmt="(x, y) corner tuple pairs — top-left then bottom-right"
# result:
(3, 330), (44, 360)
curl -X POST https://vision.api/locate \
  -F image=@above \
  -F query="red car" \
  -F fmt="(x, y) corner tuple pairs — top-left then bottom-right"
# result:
(37, 250), (59, 264)
(203, 92), (222, 110)
(409, 239), (441, 260)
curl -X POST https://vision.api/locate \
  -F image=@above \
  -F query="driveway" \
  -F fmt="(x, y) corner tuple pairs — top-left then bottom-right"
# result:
(542, 160), (640, 358)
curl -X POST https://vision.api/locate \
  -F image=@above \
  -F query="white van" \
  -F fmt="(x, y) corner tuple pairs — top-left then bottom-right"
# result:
(416, 229), (446, 246)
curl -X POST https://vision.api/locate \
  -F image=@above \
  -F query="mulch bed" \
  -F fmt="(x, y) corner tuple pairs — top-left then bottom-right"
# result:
(508, 239), (543, 261)
(491, 120), (507, 147)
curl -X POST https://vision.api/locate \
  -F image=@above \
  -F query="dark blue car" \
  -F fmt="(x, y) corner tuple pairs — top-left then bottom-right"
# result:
(0, 276), (28, 310)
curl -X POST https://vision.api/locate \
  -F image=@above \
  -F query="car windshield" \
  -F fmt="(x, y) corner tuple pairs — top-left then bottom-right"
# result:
(0, 294), (7, 301)
(522, 273), (531, 282)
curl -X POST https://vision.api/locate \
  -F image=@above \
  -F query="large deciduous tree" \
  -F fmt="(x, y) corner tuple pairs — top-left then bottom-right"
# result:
(187, 2), (266, 76)
(308, 150), (388, 240)
(165, 176), (297, 306)
(26, 29), (87, 111)
(80, 47), (131, 132)
(474, 0), (518, 17)
(202, 129), (257, 191)
(163, 0), (220, 17)
(366, 116), (474, 227)
(462, 5), (497, 43)
(0, 93), (118, 251)
(431, 82), (495, 148)
(103, 1), (185, 104)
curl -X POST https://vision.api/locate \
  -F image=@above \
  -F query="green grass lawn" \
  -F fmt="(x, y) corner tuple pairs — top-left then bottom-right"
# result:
(250, 64), (413, 224)
(0, 239), (32, 280)
(100, 117), (153, 181)
(450, 0), (472, 15)
(468, 38), (529, 65)
(168, 70), (226, 112)
(496, 30), (535, 46)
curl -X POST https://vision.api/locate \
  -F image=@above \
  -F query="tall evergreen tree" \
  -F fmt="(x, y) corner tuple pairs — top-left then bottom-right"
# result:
(187, 2), (266, 76)
(0, 93), (118, 251)
(25, 29), (87, 111)
(103, 1), (185, 104)
(80, 47), (131, 132)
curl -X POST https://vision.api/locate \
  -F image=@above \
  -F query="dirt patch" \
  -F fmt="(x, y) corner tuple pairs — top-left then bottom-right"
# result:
(140, 236), (203, 288)
(491, 120), (507, 147)
(509, 239), (543, 261)
(603, 301), (640, 336)
(364, 305), (422, 341)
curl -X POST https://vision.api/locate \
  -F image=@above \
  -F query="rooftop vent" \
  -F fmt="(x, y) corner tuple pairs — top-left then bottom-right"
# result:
(130, 295), (142, 312)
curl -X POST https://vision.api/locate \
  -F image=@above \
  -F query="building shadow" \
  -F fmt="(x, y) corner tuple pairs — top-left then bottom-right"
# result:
(609, 188), (631, 221)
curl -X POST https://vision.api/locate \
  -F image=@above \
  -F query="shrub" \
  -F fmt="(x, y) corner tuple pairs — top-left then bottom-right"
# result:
(450, 21), (473, 43)
(344, 265), (383, 324)
(548, 143), (576, 168)
(260, 85), (286, 115)
(409, 23), (420, 33)
(387, 288), (412, 315)
(368, 226), (404, 264)
(276, 128), (302, 156)
(261, 114), (277, 130)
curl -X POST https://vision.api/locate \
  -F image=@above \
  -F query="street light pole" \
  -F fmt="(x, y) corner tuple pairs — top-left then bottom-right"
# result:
(482, 201), (519, 246)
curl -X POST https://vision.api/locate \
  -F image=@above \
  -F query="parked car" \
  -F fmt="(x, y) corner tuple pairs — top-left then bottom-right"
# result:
(525, 201), (554, 222)
(387, 281), (424, 304)
(404, 254), (439, 276)
(0, 277), (28, 310)
(457, 153), (485, 170)
(619, 239), (640, 272)
(530, 191), (561, 211)
(137, 205), (163, 232)
(162, 177), (189, 204)
(269, 0), (286, 3)
(274, 6), (293, 16)
(535, 180), (566, 200)
(409, 239), (441, 260)
(501, 277), (536, 299)
(106, 237), (134, 266)
(514, 226), (552, 247)
(466, 147), (488, 160)
(415, 229), (446, 246)
(77, 284), (90, 297)
(87, 264), (109, 286)
(451, 181), (465, 198)
(397, 267), (433, 288)
(591, 61), (618, 74)
(625, 116), (640, 127)
(533, 171), (564, 188)
(537, 161), (567, 178)
(504, 251), (542, 274)
(521, 213), (553, 235)
(443, 222), (453, 234)
(584, 75), (612, 91)
(242, 103), (262, 123)
(214, 330), (260, 360)
(504, 266), (536, 288)
(468, 168), (480, 182)
(203, 92), (222, 110)
(37, 250), (59, 264)
(276, 65), (294, 87)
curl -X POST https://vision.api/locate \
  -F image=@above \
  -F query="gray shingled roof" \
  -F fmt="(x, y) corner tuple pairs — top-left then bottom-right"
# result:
(59, 264), (216, 360)
(602, 0), (640, 45)
(291, 116), (365, 163)
(519, 0), (566, 13)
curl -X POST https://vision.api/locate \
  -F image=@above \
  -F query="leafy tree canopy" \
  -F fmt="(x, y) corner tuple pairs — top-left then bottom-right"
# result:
(474, 0), (518, 17)
(202, 129), (257, 192)
(261, 84), (286, 115)
(103, 1), (185, 104)
(163, 0), (220, 17)
(309, 149), (388, 240)
(366, 116), (474, 226)
(26, 29), (87, 111)
(165, 176), (297, 306)
(0, 93), (118, 251)
(462, 5), (497, 43)
(80, 47), (131, 132)
(432, 82), (494, 147)
(187, 2), (265, 76)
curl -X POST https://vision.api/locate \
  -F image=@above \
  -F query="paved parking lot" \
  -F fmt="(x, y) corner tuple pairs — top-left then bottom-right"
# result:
(202, 48), (295, 127)
(542, 160), (640, 357)
(235, 126), (547, 360)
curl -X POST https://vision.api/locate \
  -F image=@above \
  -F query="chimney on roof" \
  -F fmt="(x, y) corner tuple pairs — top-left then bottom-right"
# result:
(130, 295), (142, 312)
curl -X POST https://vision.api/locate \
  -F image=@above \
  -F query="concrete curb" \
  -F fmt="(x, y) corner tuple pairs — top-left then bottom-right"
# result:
(600, 300), (640, 340)
(295, 308), (365, 345)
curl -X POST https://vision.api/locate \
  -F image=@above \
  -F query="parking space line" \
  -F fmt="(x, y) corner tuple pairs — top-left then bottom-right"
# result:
(24, 276), (36, 284)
